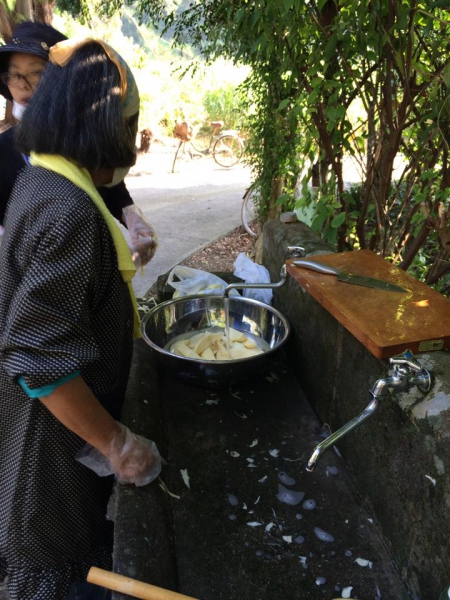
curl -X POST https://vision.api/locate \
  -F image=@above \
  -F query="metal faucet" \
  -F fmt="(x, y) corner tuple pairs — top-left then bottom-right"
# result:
(306, 350), (432, 472)
(223, 265), (288, 298)
(223, 246), (304, 298)
(287, 245), (306, 258)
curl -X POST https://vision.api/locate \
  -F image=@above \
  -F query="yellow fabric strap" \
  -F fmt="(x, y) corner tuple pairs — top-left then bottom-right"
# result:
(29, 153), (141, 338)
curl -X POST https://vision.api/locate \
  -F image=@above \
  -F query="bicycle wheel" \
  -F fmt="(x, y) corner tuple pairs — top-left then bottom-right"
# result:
(241, 187), (258, 237)
(172, 141), (197, 173)
(191, 135), (210, 153)
(213, 135), (243, 168)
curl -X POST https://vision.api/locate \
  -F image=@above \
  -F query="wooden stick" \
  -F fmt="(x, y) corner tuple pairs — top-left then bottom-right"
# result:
(87, 567), (200, 600)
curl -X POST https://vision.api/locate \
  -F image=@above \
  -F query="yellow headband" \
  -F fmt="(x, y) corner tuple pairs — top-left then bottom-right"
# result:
(49, 37), (139, 118)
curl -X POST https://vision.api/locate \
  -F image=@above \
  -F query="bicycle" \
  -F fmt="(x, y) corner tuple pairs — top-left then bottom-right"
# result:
(172, 120), (244, 173)
(241, 184), (259, 237)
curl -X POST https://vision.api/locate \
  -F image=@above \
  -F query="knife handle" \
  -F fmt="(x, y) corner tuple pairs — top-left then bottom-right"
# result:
(293, 259), (340, 276)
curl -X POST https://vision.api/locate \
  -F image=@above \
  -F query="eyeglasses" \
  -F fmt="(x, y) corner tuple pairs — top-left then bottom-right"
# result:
(0, 70), (43, 89)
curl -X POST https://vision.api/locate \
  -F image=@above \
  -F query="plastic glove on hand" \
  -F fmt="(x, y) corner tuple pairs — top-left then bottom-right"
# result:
(110, 423), (162, 486)
(76, 423), (162, 487)
(122, 205), (158, 268)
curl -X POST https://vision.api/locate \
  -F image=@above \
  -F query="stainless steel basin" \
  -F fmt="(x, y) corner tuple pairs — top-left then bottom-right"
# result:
(141, 295), (290, 387)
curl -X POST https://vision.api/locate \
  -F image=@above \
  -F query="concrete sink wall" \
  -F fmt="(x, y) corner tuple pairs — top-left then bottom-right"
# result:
(262, 219), (450, 600)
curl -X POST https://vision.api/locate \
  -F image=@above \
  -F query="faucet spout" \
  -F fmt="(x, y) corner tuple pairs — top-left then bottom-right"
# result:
(306, 396), (380, 472)
(370, 374), (404, 398)
(306, 350), (432, 473)
(223, 264), (287, 299)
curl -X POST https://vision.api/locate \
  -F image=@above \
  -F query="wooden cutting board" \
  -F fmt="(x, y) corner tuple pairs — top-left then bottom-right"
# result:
(286, 249), (450, 360)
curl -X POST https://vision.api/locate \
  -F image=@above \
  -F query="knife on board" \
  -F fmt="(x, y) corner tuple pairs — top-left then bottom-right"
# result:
(292, 259), (407, 293)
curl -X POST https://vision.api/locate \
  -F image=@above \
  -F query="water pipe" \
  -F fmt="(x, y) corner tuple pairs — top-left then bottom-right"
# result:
(306, 350), (432, 472)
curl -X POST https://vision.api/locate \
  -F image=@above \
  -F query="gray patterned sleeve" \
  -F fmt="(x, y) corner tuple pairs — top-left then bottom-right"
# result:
(1, 208), (103, 390)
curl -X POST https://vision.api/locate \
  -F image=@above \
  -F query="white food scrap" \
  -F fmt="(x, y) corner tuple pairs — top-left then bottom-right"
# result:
(355, 557), (373, 568)
(258, 476), (268, 483)
(282, 535), (292, 543)
(425, 474), (437, 486)
(158, 478), (180, 500)
(247, 521), (263, 527)
(269, 449), (279, 457)
(230, 451), (240, 458)
(249, 439), (258, 448)
(180, 469), (190, 488)
(234, 411), (248, 419)
(265, 522), (274, 532)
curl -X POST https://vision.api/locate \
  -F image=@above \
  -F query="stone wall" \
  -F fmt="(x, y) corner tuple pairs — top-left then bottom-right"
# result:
(262, 219), (450, 600)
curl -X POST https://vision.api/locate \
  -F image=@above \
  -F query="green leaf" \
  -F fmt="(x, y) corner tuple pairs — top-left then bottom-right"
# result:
(444, 64), (450, 90)
(331, 212), (346, 228)
(324, 36), (338, 60)
(277, 193), (291, 205)
(250, 33), (266, 54)
(277, 98), (290, 111)
(325, 106), (337, 121)
(307, 90), (319, 104)
(311, 212), (328, 230)
(311, 77), (323, 87)
(236, 8), (245, 24)
(250, 10), (261, 28)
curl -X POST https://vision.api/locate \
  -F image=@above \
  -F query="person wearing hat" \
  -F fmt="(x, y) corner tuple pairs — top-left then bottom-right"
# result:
(0, 37), (164, 600)
(0, 21), (157, 266)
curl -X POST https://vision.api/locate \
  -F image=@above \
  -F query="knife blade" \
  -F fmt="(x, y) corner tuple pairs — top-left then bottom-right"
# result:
(292, 259), (407, 293)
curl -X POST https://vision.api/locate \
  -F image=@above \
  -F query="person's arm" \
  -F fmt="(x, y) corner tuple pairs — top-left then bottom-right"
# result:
(39, 375), (121, 455)
(98, 180), (134, 224)
(39, 374), (161, 486)
(98, 181), (158, 267)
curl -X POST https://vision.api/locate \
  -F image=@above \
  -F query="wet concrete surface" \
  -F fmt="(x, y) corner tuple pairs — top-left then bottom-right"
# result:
(114, 340), (409, 600)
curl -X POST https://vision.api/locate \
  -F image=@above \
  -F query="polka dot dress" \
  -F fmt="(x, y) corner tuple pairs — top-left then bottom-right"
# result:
(0, 168), (134, 600)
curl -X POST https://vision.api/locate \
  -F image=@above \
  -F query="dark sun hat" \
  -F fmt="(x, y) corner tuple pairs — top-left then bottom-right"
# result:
(0, 21), (67, 100)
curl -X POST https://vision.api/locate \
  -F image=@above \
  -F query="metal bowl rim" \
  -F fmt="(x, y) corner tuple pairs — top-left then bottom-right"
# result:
(140, 294), (290, 365)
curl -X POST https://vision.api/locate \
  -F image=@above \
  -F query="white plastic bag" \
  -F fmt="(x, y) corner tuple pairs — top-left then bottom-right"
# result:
(233, 252), (273, 305)
(167, 265), (239, 298)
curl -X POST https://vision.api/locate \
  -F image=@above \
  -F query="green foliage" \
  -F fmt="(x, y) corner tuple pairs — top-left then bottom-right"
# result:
(49, 0), (450, 292)
(202, 85), (243, 129)
(138, 0), (450, 291)
(51, 5), (248, 137)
